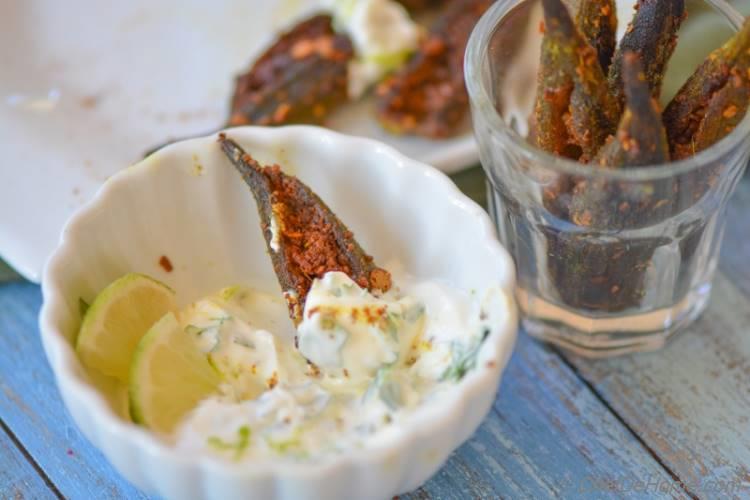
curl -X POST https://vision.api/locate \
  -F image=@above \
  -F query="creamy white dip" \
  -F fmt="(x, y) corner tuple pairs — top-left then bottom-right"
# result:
(174, 271), (506, 462)
(325, 0), (421, 98)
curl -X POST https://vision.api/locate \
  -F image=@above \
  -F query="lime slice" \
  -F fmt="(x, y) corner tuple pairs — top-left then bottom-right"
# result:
(129, 312), (220, 433)
(76, 273), (177, 382)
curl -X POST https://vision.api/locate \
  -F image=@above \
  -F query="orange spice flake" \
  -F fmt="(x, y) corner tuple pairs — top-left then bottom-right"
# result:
(723, 105), (739, 119)
(267, 371), (279, 389)
(158, 255), (173, 272)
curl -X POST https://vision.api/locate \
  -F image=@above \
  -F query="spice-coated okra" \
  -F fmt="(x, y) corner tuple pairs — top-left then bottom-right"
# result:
(375, 0), (492, 138)
(218, 135), (392, 325)
(533, 0), (619, 161)
(575, 0), (618, 73)
(607, 0), (685, 114)
(663, 19), (750, 159)
(569, 53), (672, 230)
(228, 15), (354, 128)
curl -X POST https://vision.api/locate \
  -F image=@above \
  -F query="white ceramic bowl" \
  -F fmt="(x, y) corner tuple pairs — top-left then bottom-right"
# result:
(39, 126), (517, 500)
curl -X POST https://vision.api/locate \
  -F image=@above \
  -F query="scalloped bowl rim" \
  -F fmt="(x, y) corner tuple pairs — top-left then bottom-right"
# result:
(38, 126), (517, 487)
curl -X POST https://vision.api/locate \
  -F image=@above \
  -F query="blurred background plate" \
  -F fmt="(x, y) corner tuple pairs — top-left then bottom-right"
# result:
(0, 0), (477, 283)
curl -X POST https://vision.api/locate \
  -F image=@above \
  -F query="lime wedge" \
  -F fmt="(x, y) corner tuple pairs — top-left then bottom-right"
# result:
(129, 312), (220, 433)
(76, 273), (177, 382)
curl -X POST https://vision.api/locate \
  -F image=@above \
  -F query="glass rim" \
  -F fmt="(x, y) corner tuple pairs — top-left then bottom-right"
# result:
(465, 0), (750, 181)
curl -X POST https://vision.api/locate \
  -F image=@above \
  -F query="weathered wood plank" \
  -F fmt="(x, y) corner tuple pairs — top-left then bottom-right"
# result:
(558, 168), (750, 499)
(0, 422), (58, 499)
(563, 273), (750, 499)
(405, 335), (686, 500)
(0, 282), (150, 500)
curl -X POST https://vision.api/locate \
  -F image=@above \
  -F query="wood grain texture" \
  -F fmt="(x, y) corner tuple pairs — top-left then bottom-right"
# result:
(560, 173), (750, 500)
(562, 274), (750, 499)
(0, 423), (58, 499)
(407, 334), (688, 499)
(0, 282), (150, 500)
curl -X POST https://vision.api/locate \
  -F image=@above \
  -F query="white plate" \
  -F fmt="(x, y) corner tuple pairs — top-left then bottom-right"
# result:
(0, 0), (478, 283)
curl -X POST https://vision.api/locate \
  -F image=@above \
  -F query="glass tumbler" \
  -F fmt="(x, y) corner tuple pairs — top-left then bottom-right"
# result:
(465, 0), (750, 356)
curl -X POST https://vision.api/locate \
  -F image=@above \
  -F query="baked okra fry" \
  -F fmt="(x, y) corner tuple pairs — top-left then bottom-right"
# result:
(229, 15), (354, 127)
(608, 0), (685, 113)
(533, 0), (618, 160)
(375, 0), (492, 138)
(548, 54), (672, 312)
(594, 53), (670, 168)
(575, 0), (617, 72)
(663, 19), (750, 159)
(218, 135), (392, 325)
(570, 52), (671, 228)
(690, 60), (750, 154)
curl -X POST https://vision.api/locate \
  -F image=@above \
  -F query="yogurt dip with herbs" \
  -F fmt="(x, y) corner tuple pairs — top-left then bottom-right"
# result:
(174, 270), (506, 461)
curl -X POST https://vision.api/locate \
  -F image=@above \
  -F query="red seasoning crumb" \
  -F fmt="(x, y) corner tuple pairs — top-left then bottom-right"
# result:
(159, 255), (173, 272)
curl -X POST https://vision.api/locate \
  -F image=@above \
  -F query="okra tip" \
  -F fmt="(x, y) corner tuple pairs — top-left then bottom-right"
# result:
(218, 133), (263, 175)
(541, 0), (575, 35)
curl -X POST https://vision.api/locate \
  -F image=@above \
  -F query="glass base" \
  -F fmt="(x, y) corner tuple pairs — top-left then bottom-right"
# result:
(517, 284), (712, 357)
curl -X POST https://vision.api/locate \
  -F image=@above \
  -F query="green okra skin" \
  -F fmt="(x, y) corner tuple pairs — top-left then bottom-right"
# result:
(569, 53), (672, 230)
(551, 52), (675, 311)
(543, 227), (668, 312)
(595, 52), (670, 168)
(533, 0), (618, 161)
(664, 19), (750, 159)
(228, 15), (354, 128)
(218, 135), (391, 325)
(608, 0), (685, 113)
(689, 67), (750, 155)
(575, 0), (618, 72)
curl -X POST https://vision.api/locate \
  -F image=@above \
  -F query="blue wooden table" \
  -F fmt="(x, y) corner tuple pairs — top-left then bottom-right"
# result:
(1, 167), (749, 499)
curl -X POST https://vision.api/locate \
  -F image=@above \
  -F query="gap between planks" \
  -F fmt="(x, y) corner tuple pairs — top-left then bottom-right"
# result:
(558, 273), (750, 499)
(0, 417), (64, 500)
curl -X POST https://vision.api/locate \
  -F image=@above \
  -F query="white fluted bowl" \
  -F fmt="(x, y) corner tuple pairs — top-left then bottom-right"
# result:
(39, 126), (517, 500)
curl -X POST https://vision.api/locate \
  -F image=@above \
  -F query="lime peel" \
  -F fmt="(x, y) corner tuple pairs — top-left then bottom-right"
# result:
(129, 311), (220, 434)
(76, 273), (177, 382)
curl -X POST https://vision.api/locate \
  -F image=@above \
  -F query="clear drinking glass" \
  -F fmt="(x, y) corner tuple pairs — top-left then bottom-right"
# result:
(465, 0), (750, 356)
